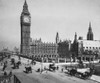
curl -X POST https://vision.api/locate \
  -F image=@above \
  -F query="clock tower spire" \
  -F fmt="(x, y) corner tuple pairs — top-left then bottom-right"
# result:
(20, 0), (31, 56)
(22, 0), (30, 14)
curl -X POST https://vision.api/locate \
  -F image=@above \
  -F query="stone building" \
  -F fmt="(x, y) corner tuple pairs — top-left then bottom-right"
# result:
(78, 40), (100, 61)
(71, 32), (78, 62)
(20, 0), (31, 56)
(58, 40), (71, 62)
(71, 23), (100, 61)
(30, 38), (58, 62)
(0, 48), (12, 60)
(19, 1), (76, 63)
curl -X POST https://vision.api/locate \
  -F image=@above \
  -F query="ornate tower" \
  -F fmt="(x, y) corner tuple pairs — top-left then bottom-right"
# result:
(20, 0), (31, 56)
(56, 32), (59, 44)
(74, 32), (77, 43)
(87, 22), (93, 40)
(71, 32), (78, 61)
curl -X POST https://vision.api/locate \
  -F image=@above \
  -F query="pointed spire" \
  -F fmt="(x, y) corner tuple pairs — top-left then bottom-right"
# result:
(89, 22), (92, 31)
(74, 32), (77, 43)
(22, 0), (30, 14)
(87, 22), (93, 40)
(75, 32), (77, 40)
(89, 22), (91, 28)
(24, 0), (28, 7)
(56, 32), (59, 43)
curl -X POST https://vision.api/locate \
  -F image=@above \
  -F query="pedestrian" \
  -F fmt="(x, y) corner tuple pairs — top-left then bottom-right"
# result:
(44, 66), (46, 70)
(61, 68), (63, 72)
(5, 61), (7, 65)
(0, 62), (1, 66)
(40, 69), (43, 74)
(27, 60), (29, 64)
(44, 66), (48, 73)
(9, 71), (12, 77)
(37, 68), (40, 72)
(4, 71), (7, 76)
(46, 69), (47, 73)
(2, 63), (7, 71)
(57, 66), (59, 70)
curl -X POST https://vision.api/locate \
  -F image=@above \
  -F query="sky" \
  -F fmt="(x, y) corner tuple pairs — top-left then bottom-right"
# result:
(0, 0), (100, 51)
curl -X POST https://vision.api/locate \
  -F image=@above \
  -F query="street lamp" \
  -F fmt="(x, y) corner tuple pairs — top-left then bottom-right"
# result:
(41, 57), (43, 73)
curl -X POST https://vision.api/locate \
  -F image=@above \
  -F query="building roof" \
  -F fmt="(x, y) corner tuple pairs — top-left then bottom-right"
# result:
(78, 40), (100, 48)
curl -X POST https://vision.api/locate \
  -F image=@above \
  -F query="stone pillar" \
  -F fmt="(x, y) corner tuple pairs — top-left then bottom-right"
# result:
(75, 57), (77, 62)
(65, 58), (67, 63)
(93, 56), (95, 61)
(84, 57), (86, 61)
(58, 58), (59, 63)
(46, 58), (48, 63)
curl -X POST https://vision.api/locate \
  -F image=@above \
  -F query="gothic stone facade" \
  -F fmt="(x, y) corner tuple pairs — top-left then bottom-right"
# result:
(20, 1), (72, 62)
(30, 39), (58, 62)
(20, 0), (31, 56)
(71, 23), (100, 61)
(58, 40), (71, 60)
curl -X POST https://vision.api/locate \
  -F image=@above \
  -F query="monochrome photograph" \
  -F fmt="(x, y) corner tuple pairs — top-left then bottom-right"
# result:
(0, 0), (100, 83)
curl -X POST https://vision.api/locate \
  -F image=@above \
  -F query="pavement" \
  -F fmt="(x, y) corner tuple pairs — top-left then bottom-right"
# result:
(91, 75), (100, 83)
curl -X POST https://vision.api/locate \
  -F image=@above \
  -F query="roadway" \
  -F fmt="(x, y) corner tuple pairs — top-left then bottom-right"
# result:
(6, 55), (98, 83)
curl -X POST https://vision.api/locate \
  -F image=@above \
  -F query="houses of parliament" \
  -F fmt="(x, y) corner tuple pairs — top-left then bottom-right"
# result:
(20, 0), (100, 62)
(20, 0), (71, 62)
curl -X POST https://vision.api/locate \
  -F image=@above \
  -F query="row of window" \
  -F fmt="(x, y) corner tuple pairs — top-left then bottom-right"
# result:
(31, 47), (57, 50)
(33, 55), (57, 58)
(31, 48), (57, 50)
(83, 47), (100, 49)
(32, 51), (57, 53)
(31, 44), (57, 47)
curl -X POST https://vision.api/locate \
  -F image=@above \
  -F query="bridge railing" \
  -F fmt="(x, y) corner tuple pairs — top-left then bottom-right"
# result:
(13, 75), (21, 83)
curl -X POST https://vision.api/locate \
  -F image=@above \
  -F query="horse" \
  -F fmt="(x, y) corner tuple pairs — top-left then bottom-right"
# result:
(25, 66), (32, 73)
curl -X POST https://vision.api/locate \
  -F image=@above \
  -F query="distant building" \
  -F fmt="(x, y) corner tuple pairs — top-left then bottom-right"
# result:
(78, 40), (100, 61)
(0, 47), (12, 59)
(71, 23), (100, 61)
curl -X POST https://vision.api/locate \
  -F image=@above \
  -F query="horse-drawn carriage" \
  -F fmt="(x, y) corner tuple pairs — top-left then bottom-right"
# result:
(13, 62), (19, 69)
(12, 61), (21, 69)
(25, 66), (32, 73)
(67, 68), (94, 79)
(49, 63), (56, 71)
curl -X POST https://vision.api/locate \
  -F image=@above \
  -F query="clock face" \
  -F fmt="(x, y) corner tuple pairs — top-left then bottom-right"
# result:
(23, 16), (29, 23)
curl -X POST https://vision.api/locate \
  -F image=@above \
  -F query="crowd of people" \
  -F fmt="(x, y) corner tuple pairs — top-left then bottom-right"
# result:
(0, 57), (12, 83)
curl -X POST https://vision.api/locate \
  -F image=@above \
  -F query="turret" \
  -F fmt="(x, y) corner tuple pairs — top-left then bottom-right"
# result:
(87, 22), (93, 40)
(73, 32), (77, 43)
(56, 32), (59, 43)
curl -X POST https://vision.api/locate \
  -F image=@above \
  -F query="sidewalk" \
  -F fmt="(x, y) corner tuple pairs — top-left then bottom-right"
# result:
(11, 56), (32, 64)
(91, 75), (100, 82)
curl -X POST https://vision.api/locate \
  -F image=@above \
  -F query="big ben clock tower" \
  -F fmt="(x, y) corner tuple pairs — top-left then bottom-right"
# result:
(20, 0), (31, 56)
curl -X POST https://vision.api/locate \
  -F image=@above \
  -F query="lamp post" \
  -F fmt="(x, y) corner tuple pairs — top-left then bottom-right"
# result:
(41, 57), (43, 73)
(70, 55), (73, 68)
